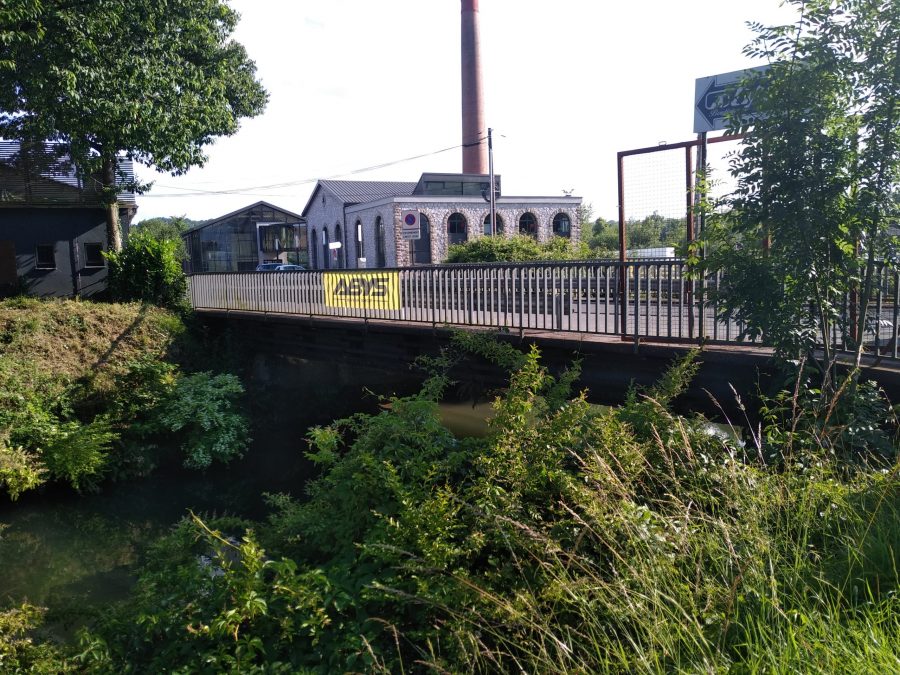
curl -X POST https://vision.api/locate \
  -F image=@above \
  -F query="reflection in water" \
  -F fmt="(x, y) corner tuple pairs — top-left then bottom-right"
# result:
(0, 358), (423, 622)
(438, 401), (495, 438)
(0, 357), (743, 627)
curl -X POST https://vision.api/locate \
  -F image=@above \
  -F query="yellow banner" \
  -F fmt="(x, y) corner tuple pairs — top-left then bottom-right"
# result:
(324, 271), (401, 310)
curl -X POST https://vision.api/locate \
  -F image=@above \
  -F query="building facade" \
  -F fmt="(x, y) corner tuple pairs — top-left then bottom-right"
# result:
(183, 201), (307, 274)
(0, 141), (137, 297)
(302, 173), (582, 269)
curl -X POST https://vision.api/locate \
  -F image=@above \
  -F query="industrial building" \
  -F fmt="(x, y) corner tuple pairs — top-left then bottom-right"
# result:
(302, 172), (581, 269)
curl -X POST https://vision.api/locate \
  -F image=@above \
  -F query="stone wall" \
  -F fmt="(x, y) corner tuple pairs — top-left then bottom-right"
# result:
(336, 196), (582, 269)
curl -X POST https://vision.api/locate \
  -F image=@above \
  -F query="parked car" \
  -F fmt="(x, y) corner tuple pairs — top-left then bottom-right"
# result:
(255, 263), (306, 271)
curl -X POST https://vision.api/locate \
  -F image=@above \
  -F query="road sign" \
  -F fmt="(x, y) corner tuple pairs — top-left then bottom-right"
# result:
(694, 66), (767, 133)
(400, 210), (421, 240)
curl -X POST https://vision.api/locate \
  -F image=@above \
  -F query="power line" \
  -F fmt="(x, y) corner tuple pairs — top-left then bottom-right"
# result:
(141, 136), (487, 198)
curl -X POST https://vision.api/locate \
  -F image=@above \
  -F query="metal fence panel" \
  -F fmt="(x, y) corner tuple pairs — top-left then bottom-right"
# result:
(185, 260), (898, 363)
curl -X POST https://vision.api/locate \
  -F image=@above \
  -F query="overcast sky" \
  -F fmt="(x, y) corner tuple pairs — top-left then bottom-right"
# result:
(134, 0), (798, 224)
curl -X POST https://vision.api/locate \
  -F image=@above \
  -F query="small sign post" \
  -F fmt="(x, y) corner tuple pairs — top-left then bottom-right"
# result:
(400, 211), (421, 240)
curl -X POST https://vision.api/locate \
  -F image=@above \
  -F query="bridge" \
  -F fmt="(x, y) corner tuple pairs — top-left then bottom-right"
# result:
(187, 260), (900, 417)
(188, 259), (900, 364)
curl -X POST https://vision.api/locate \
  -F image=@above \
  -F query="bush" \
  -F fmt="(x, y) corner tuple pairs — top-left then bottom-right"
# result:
(446, 234), (591, 263)
(0, 604), (70, 673)
(150, 372), (251, 470)
(79, 342), (899, 673)
(105, 230), (187, 309)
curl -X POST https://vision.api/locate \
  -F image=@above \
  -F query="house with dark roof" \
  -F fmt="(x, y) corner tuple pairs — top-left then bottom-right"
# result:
(0, 141), (137, 297)
(301, 172), (581, 269)
(182, 201), (306, 274)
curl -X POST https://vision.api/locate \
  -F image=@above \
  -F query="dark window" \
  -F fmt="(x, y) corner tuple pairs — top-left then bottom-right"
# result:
(483, 213), (504, 236)
(411, 214), (431, 265)
(311, 229), (318, 268)
(448, 213), (468, 246)
(334, 223), (343, 268)
(375, 216), (386, 268)
(36, 244), (56, 270)
(0, 241), (16, 285)
(552, 213), (571, 238)
(356, 219), (364, 263)
(519, 212), (538, 238)
(322, 227), (330, 270)
(84, 243), (105, 267)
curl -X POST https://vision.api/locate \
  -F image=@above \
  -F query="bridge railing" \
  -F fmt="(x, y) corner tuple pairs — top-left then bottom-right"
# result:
(187, 260), (899, 360)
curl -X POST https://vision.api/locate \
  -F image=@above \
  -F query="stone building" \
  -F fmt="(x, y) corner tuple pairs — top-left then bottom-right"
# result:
(301, 173), (581, 269)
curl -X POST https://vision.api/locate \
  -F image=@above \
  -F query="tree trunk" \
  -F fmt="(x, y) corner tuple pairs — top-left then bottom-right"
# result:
(101, 156), (122, 252)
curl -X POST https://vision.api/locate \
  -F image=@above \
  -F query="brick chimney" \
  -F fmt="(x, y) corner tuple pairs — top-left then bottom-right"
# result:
(461, 0), (488, 174)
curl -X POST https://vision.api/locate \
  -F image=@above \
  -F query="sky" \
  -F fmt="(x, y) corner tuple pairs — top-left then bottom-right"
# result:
(133, 0), (799, 224)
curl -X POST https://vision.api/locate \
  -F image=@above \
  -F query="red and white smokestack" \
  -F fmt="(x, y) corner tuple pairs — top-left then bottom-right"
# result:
(461, 0), (488, 174)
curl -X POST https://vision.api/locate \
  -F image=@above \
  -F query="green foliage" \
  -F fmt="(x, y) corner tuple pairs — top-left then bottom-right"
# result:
(106, 230), (188, 309)
(151, 372), (250, 470)
(132, 215), (200, 260)
(758, 366), (899, 461)
(446, 234), (591, 263)
(0, 604), (71, 673)
(0, 300), (249, 498)
(37, 416), (117, 490)
(78, 340), (899, 673)
(704, 0), (900, 376)
(587, 212), (687, 257)
(0, 0), (268, 249)
(0, 444), (46, 500)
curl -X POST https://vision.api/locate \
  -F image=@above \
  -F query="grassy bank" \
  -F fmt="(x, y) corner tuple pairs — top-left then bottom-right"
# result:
(2, 324), (897, 673)
(73, 341), (898, 673)
(0, 298), (248, 500)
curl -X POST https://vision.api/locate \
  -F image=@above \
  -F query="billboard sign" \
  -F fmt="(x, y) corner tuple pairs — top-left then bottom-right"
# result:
(324, 271), (400, 310)
(694, 66), (767, 133)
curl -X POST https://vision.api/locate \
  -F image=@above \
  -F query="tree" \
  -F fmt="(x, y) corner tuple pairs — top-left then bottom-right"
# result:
(134, 215), (202, 259)
(0, 0), (268, 251)
(705, 0), (900, 387)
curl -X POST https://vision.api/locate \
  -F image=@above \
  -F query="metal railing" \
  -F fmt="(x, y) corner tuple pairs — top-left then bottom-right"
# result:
(187, 260), (900, 361)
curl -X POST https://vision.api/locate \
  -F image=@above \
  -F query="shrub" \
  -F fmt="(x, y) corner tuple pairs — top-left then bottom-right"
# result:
(151, 372), (251, 470)
(0, 445), (46, 500)
(446, 234), (591, 263)
(0, 604), (70, 673)
(105, 230), (187, 309)
(79, 343), (899, 673)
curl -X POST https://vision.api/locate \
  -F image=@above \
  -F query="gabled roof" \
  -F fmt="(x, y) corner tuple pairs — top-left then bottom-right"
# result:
(181, 200), (305, 236)
(302, 179), (416, 216)
(0, 140), (136, 205)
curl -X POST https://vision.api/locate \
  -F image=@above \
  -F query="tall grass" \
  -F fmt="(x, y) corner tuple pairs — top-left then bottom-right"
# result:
(396, 350), (900, 673)
(73, 344), (899, 673)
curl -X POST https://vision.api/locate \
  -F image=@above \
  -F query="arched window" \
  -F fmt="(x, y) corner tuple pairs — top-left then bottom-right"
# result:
(448, 213), (468, 246)
(310, 229), (318, 268)
(552, 213), (571, 238)
(483, 213), (504, 236)
(355, 219), (364, 265)
(519, 212), (538, 238)
(411, 213), (431, 265)
(322, 227), (331, 270)
(335, 223), (343, 268)
(375, 216), (386, 268)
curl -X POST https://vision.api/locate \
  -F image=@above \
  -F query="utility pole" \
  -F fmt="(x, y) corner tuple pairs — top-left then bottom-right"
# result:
(488, 127), (496, 236)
